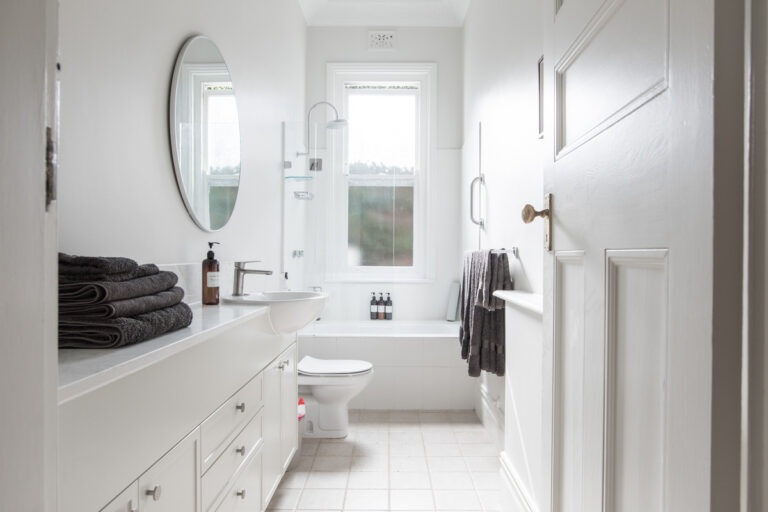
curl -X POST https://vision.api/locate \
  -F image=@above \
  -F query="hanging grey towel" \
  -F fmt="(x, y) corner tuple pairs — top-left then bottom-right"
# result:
(59, 302), (194, 349)
(459, 250), (513, 377)
(59, 271), (179, 305)
(59, 287), (185, 320)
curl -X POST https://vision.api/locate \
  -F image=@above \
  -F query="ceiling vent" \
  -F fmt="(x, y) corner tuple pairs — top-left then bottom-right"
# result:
(368, 31), (396, 51)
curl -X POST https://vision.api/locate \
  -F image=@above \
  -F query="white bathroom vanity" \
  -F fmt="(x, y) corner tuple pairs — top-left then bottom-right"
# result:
(58, 303), (299, 512)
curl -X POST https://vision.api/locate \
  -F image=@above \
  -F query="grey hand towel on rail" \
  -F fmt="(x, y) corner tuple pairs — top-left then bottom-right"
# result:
(59, 287), (185, 320)
(59, 271), (178, 304)
(459, 250), (513, 377)
(58, 302), (194, 349)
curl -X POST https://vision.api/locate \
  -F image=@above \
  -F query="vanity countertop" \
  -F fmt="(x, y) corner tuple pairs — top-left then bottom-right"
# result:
(58, 303), (269, 404)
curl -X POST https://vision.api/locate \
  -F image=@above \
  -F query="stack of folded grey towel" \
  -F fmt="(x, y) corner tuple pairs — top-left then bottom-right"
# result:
(58, 253), (193, 349)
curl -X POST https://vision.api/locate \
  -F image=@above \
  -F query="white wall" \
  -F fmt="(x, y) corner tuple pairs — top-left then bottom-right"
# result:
(462, 0), (544, 450)
(303, 27), (463, 321)
(58, 0), (307, 292)
(0, 0), (58, 510)
(462, 0), (544, 293)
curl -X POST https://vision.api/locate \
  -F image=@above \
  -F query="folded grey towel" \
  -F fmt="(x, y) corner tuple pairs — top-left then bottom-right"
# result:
(59, 302), (194, 349)
(59, 253), (137, 276)
(59, 263), (159, 283)
(59, 271), (178, 304)
(60, 287), (185, 320)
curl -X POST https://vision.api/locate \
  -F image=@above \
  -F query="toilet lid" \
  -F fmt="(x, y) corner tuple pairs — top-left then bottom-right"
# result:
(297, 356), (373, 376)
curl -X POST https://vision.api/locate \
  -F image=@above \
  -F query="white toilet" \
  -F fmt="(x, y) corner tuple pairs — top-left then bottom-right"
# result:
(298, 356), (374, 439)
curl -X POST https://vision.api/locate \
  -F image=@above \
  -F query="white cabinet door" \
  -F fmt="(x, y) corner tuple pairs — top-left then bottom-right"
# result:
(101, 482), (139, 512)
(280, 345), (298, 471)
(260, 359), (283, 511)
(139, 429), (200, 512)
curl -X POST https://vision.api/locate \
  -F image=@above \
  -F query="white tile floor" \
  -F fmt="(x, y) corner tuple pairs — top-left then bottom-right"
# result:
(267, 410), (501, 512)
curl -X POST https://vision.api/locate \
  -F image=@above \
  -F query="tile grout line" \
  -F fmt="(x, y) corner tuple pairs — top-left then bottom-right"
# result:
(424, 423), (438, 512)
(458, 420), (485, 512)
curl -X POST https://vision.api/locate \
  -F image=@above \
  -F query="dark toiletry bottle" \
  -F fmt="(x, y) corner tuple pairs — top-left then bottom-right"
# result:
(377, 293), (385, 320)
(202, 242), (221, 305)
(385, 293), (393, 320)
(370, 292), (378, 320)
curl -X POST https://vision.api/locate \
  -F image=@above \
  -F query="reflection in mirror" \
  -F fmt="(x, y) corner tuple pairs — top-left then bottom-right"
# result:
(170, 35), (241, 231)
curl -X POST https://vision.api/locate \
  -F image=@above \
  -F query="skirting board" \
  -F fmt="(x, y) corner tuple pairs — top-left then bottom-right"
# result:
(500, 451), (538, 512)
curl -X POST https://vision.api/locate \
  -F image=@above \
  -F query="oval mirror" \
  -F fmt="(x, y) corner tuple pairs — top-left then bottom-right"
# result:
(170, 35), (241, 231)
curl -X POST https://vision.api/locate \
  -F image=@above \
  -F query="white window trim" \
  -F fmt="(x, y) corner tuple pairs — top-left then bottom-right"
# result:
(179, 63), (231, 226)
(324, 62), (437, 283)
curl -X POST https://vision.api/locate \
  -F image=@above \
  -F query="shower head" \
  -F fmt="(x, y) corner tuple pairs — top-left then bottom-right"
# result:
(298, 101), (347, 156)
(326, 118), (348, 130)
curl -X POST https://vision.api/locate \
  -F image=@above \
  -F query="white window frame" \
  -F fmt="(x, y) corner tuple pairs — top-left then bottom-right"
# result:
(324, 63), (437, 283)
(178, 63), (232, 226)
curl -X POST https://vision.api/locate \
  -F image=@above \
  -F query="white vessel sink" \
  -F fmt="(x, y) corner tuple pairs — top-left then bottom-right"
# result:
(223, 291), (328, 334)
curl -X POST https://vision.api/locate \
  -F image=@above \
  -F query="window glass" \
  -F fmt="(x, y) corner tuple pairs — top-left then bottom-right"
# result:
(347, 86), (418, 176)
(348, 185), (414, 266)
(204, 85), (240, 176)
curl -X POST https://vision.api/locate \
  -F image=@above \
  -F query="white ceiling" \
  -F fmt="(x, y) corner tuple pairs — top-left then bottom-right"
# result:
(298, 0), (472, 27)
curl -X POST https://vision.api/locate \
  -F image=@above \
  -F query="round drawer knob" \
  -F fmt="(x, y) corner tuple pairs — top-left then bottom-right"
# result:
(236, 489), (247, 500)
(235, 445), (246, 456)
(145, 485), (162, 501)
(235, 402), (246, 413)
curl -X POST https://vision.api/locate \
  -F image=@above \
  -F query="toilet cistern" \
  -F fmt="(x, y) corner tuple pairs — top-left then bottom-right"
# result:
(232, 261), (273, 296)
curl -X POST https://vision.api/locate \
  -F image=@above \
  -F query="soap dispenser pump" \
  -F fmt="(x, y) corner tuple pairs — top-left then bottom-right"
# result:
(203, 242), (221, 305)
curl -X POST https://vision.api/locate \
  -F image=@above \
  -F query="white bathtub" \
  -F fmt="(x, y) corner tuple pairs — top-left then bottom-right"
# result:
(299, 320), (460, 338)
(297, 320), (475, 410)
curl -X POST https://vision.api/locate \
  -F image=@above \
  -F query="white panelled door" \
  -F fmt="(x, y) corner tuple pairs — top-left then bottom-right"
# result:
(540, 0), (742, 511)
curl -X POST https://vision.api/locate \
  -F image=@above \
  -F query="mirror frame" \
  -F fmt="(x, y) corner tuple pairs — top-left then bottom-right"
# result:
(169, 34), (242, 232)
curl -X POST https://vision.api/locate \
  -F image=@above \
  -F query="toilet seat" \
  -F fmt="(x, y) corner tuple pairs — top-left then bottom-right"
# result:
(298, 356), (373, 377)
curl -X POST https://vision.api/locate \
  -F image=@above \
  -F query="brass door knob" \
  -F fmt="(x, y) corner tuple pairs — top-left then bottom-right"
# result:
(522, 194), (553, 252)
(521, 204), (550, 223)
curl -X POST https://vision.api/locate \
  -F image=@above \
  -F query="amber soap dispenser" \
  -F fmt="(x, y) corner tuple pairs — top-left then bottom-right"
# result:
(202, 242), (221, 305)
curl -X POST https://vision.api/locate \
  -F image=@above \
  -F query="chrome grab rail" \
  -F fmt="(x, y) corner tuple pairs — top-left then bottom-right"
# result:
(470, 175), (485, 228)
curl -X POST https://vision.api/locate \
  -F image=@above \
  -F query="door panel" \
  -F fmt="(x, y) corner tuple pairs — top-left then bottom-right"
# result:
(605, 250), (668, 512)
(556, 0), (669, 154)
(553, 252), (587, 512)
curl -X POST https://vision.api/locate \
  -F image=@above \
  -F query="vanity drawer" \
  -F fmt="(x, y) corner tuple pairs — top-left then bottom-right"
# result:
(215, 449), (263, 512)
(202, 412), (263, 512)
(201, 373), (263, 472)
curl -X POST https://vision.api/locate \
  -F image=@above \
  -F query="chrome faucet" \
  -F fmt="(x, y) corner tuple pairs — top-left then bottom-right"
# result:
(233, 261), (273, 296)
